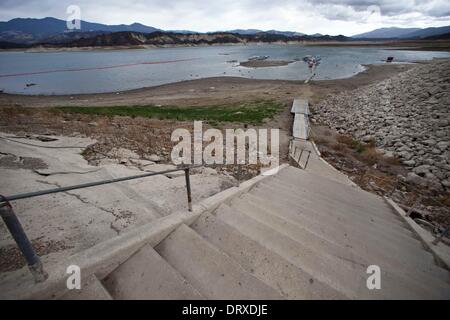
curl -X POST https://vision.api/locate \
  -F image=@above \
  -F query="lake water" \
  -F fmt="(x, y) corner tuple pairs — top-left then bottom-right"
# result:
(0, 44), (449, 95)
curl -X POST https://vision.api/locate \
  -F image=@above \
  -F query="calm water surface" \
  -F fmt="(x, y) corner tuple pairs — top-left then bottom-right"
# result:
(0, 44), (449, 95)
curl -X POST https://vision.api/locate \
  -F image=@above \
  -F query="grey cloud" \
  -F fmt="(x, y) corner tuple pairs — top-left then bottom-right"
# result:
(310, 0), (450, 17)
(0, 0), (448, 35)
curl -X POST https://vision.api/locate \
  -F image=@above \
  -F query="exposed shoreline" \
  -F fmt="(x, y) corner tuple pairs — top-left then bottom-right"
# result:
(0, 62), (416, 108)
(1, 40), (449, 53)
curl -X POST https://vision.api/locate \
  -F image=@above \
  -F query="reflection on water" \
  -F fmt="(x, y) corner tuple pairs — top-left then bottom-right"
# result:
(0, 44), (449, 95)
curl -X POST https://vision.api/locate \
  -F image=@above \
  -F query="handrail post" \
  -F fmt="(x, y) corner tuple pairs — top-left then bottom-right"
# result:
(184, 168), (192, 212)
(0, 196), (48, 283)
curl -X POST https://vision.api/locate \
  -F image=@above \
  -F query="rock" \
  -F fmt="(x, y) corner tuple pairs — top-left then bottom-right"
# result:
(431, 148), (442, 155)
(413, 165), (431, 177)
(108, 147), (140, 160)
(436, 141), (449, 151)
(130, 159), (155, 167)
(398, 151), (413, 160)
(422, 139), (436, 146)
(402, 160), (416, 167)
(406, 172), (424, 185)
(201, 167), (218, 175)
(147, 154), (161, 162)
(362, 135), (374, 143)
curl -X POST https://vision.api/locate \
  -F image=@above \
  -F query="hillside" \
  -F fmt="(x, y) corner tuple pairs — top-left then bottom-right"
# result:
(353, 27), (421, 39)
(1, 30), (348, 49)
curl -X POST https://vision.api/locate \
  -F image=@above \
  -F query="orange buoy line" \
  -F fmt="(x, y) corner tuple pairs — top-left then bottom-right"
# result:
(0, 58), (197, 78)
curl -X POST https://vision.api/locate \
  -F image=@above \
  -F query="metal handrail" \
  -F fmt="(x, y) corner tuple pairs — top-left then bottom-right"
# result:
(0, 164), (202, 283)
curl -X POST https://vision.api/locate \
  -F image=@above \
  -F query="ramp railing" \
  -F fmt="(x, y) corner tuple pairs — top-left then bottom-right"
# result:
(289, 141), (312, 169)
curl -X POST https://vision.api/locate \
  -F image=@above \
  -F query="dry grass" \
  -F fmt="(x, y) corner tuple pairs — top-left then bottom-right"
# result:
(331, 143), (345, 151)
(358, 147), (383, 165)
(441, 194), (450, 207)
(313, 136), (330, 145)
(382, 155), (402, 166)
(336, 134), (354, 145)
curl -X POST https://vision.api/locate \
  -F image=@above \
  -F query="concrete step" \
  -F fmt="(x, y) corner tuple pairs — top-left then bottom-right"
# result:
(155, 224), (284, 299)
(249, 184), (422, 253)
(270, 170), (406, 227)
(261, 179), (410, 237)
(278, 166), (400, 215)
(191, 212), (347, 299)
(102, 243), (204, 299)
(214, 203), (439, 299)
(61, 275), (112, 300)
(229, 197), (450, 297)
(254, 181), (418, 243)
(238, 192), (448, 281)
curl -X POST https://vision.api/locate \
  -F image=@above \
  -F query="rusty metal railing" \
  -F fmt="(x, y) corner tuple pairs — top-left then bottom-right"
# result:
(0, 165), (202, 283)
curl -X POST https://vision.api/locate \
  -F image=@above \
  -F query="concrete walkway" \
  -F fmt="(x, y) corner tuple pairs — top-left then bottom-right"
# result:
(291, 98), (310, 139)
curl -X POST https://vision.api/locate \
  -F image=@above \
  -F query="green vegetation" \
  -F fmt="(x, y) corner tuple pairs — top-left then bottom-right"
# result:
(54, 100), (284, 125)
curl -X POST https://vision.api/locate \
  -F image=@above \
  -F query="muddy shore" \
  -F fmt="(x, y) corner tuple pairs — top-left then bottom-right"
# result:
(239, 59), (293, 68)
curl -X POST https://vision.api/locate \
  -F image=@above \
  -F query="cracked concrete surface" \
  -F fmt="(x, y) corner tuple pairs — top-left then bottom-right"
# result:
(0, 132), (236, 276)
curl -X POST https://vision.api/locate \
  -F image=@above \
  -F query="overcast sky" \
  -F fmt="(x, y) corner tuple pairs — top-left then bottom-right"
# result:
(1, 0), (449, 36)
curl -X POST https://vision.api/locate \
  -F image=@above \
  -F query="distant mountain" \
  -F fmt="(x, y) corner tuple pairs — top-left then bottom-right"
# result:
(402, 26), (450, 39)
(265, 30), (305, 36)
(352, 27), (421, 39)
(352, 26), (450, 39)
(224, 29), (264, 35)
(225, 29), (304, 36)
(0, 17), (160, 43)
(423, 32), (450, 40)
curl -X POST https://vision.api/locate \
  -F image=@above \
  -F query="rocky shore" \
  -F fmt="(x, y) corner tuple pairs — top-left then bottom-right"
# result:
(314, 59), (450, 193)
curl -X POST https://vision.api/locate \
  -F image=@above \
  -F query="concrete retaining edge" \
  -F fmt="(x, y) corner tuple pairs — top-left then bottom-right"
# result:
(384, 196), (450, 271)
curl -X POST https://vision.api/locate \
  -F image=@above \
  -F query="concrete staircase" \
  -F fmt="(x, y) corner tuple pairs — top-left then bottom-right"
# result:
(63, 165), (450, 300)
